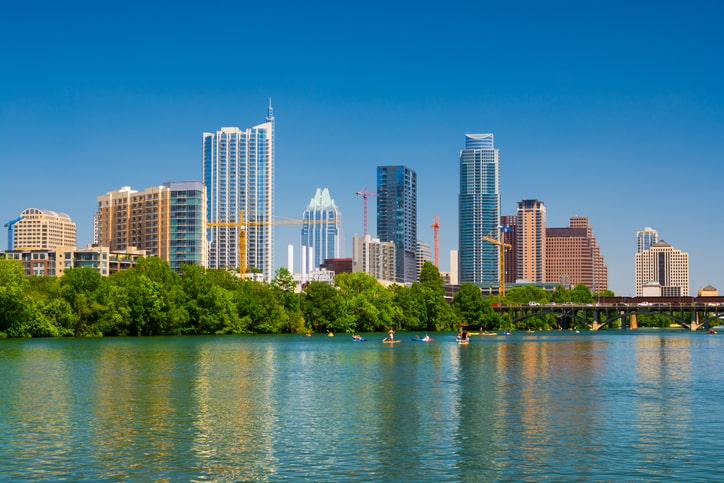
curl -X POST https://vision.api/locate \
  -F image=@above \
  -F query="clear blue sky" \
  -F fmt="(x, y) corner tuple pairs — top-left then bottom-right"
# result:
(2, 0), (723, 296)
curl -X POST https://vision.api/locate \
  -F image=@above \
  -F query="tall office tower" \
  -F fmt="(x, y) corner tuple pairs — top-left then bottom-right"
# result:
(636, 227), (659, 253)
(12, 208), (76, 250)
(203, 103), (274, 281)
(546, 216), (608, 291)
(351, 234), (396, 282)
(635, 240), (689, 297)
(377, 165), (417, 284)
(96, 182), (207, 272)
(516, 199), (546, 283)
(416, 240), (432, 280)
(459, 133), (500, 285)
(500, 214), (518, 285)
(300, 187), (342, 274)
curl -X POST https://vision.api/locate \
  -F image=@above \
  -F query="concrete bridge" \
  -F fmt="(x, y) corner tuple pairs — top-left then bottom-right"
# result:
(494, 302), (724, 331)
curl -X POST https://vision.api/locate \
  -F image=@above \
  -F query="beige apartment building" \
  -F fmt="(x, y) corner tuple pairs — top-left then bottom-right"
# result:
(96, 182), (206, 272)
(352, 234), (396, 284)
(12, 208), (76, 250)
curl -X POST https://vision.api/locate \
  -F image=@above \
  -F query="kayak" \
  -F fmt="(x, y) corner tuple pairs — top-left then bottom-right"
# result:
(456, 337), (470, 344)
(383, 339), (401, 344)
(411, 337), (433, 342)
(352, 338), (367, 342)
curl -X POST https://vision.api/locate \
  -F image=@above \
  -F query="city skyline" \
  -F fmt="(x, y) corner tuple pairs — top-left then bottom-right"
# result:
(2, 1), (723, 296)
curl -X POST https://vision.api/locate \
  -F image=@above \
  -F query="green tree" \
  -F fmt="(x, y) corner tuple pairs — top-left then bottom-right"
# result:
(0, 259), (32, 336)
(301, 281), (346, 333)
(271, 267), (304, 333)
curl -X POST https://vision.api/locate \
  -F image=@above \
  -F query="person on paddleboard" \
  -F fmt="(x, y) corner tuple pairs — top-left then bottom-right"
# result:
(387, 328), (395, 340)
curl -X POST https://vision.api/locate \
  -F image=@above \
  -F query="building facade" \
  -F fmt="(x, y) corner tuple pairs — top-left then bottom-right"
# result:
(459, 134), (500, 285)
(300, 187), (342, 275)
(416, 240), (432, 281)
(636, 226), (659, 253)
(203, 104), (274, 281)
(3, 245), (147, 277)
(635, 240), (689, 297)
(352, 234), (396, 283)
(96, 181), (206, 272)
(12, 208), (76, 250)
(545, 216), (608, 292)
(377, 165), (417, 284)
(516, 199), (546, 283)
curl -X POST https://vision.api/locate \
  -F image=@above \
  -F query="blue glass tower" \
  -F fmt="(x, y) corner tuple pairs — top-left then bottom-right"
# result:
(203, 103), (274, 281)
(165, 181), (206, 272)
(301, 188), (342, 272)
(377, 165), (417, 283)
(459, 133), (500, 285)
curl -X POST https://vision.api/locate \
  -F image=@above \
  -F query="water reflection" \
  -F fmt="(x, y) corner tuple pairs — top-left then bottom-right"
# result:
(1, 332), (723, 482)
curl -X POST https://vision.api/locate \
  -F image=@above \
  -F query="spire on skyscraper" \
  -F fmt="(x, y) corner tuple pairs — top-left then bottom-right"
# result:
(267, 98), (274, 122)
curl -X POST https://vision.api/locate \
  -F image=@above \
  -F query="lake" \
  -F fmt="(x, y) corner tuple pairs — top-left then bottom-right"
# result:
(1, 330), (723, 482)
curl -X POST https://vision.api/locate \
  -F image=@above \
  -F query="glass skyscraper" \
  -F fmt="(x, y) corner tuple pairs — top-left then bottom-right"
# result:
(300, 187), (342, 273)
(203, 103), (274, 281)
(377, 165), (417, 283)
(459, 133), (500, 285)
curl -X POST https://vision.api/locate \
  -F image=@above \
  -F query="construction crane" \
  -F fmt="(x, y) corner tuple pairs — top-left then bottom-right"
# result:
(431, 214), (440, 268)
(483, 234), (512, 296)
(207, 211), (336, 275)
(4, 217), (23, 250)
(355, 187), (377, 236)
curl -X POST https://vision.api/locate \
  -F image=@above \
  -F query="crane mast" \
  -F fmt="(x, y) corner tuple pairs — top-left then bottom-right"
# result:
(431, 214), (440, 268)
(483, 235), (512, 296)
(354, 187), (376, 236)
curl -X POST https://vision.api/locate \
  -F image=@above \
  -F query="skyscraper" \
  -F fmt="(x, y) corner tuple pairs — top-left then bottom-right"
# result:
(516, 199), (546, 283)
(377, 165), (417, 283)
(203, 103), (274, 281)
(300, 187), (342, 274)
(636, 227), (659, 253)
(459, 134), (500, 285)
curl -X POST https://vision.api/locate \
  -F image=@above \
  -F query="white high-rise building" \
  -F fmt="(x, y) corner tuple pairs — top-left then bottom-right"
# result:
(635, 240), (689, 297)
(203, 103), (274, 281)
(300, 188), (342, 274)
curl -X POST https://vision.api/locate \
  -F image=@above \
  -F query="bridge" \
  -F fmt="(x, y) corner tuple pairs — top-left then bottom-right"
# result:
(493, 301), (724, 331)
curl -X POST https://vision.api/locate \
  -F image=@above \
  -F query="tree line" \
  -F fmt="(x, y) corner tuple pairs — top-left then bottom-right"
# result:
(0, 256), (617, 338)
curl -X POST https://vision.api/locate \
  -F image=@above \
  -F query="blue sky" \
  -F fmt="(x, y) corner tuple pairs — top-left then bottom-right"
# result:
(1, 0), (723, 296)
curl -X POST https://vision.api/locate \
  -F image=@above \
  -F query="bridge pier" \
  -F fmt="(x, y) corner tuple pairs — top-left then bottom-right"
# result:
(629, 312), (638, 329)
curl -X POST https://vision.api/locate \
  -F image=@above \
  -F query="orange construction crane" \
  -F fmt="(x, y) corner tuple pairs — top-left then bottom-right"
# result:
(355, 187), (377, 236)
(208, 210), (336, 275)
(431, 214), (440, 268)
(483, 235), (512, 296)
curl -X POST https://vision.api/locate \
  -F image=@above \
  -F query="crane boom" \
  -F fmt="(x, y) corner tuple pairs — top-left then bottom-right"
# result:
(483, 235), (512, 296)
(4, 216), (24, 250)
(207, 211), (337, 275)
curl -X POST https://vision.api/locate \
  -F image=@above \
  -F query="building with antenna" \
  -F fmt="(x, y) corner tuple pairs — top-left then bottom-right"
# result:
(300, 187), (342, 275)
(203, 102), (274, 281)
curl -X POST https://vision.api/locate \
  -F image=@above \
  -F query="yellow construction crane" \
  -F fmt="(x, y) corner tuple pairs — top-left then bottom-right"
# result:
(483, 235), (512, 296)
(207, 211), (337, 275)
